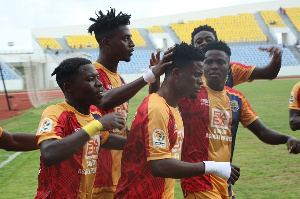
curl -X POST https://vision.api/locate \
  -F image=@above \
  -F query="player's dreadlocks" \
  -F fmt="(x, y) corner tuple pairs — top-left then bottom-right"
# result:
(164, 42), (204, 77)
(51, 57), (92, 90)
(191, 25), (218, 45)
(201, 40), (231, 57)
(88, 8), (131, 44)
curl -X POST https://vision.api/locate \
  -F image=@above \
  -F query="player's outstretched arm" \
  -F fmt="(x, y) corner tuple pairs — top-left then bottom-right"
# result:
(40, 113), (125, 166)
(149, 159), (240, 184)
(289, 109), (300, 131)
(0, 129), (38, 151)
(101, 133), (127, 150)
(97, 48), (174, 111)
(249, 46), (282, 80)
(247, 118), (300, 154)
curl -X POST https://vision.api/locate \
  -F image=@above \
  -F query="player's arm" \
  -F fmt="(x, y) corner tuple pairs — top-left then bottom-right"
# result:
(0, 129), (38, 151)
(247, 119), (300, 154)
(149, 51), (161, 94)
(149, 159), (240, 185)
(101, 133), (127, 150)
(97, 48), (173, 111)
(289, 109), (300, 131)
(249, 46), (282, 80)
(40, 113), (125, 166)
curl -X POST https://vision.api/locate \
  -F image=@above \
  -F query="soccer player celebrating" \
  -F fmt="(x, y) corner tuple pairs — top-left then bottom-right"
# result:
(0, 127), (37, 151)
(35, 57), (126, 198)
(115, 43), (240, 199)
(191, 25), (283, 87)
(289, 82), (300, 132)
(88, 8), (171, 198)
(179, 41), (300, 199)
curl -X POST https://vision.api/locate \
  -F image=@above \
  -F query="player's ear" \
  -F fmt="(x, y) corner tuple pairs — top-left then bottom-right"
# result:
(171, 68), (180, 79)
(63, 82), (72, 94)
(102, 38), (110, 48)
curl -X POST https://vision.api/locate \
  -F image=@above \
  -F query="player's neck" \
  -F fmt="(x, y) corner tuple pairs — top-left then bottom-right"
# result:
(97, 54), (119, 73)
(65, 98), (90, 115)
(157, 83), (182, 108)
(206, 82), (224, 91)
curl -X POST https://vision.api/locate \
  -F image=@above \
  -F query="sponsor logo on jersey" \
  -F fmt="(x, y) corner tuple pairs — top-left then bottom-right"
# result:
(153, 129), (166, 147)
(290, 92), (295, 103)
(200, 99), (210, 106)
(230, 100), (239, 112)
(211, 108), (230, 129)
(38, 117), (53, 135)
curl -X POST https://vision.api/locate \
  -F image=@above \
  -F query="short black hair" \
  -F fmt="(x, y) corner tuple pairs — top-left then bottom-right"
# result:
(191, 25), (218, 45)
(201, 40), (231, 57)
(88, 8), (131, 44)
(164, 42), (204, 77)
(51, 57), (92, 90)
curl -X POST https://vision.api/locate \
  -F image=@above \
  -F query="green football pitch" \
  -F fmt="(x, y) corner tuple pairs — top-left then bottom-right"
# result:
(0, 78), (299, 199)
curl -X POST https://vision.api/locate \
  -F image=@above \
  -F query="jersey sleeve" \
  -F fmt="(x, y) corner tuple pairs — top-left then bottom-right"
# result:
(36, 106), (62, 146)
(289, 82), (300, 110)
(146, 103), (172, 161)
(239, 93), (259, 127)
(100, 131), (109, 145)
(231, 62), (256, 87)
(0, 127), (2, 138)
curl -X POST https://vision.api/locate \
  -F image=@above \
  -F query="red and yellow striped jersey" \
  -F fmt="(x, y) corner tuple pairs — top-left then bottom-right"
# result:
(35, 101), (108, 199)
(115, 93), (184, 199)
(289, 82), (300, 110)
(179, 85), (258, 197)
(91, 62), (129, 188)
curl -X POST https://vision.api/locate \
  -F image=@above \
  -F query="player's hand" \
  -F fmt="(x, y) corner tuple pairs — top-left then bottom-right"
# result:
(287, 137), (300, 154)
(149, 50), (161, 68)
(258, 46), (283, 63)
(151, 46), (174, 77)
(98, 113), (125, 131)
(229, 163), (240, 185)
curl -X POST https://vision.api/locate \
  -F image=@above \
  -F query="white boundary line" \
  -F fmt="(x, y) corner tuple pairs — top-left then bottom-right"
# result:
(0, 152), (22, 169)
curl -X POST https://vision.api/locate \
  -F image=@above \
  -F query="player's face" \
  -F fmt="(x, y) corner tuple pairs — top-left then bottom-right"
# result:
(203, 50), (230, 90)
(193, 31), (216, 49)
(71, 64), (104, 106)
(109, 25), (135, 62)
(179, 61), (203, 99)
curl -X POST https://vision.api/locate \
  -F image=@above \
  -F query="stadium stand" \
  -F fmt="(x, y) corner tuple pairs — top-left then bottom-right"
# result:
(170, 13), (266, 43)
(147, 25), (164, 33)
(0, 62), (21, 80)
(285, 7), (300, 32)
(260, 10), (286, 28)
(66, 34), (98, 49)
(37, 38), (62, 50)
(130, 29), (147, 47)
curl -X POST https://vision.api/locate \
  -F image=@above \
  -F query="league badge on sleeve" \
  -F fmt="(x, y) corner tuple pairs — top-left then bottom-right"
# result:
(153, 129), (166, 148)
(38, 117), (53, 135)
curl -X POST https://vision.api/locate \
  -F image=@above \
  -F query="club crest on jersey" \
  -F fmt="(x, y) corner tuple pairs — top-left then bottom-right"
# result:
(153, 129), (166, 148)
(290, 92), (295, 103)
(230, 100), (239, 112)
(38, 117), (53, 135)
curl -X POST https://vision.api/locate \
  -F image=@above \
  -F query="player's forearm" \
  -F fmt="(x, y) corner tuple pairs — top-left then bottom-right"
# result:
(256, 128), (291, 145)
(264, 57), (281, 79)
(97, 77), (147, 111)
(289, 110), (300, 131)
(10, 133), (38, 151)
(101, 133), (127, 150)
(149, 158), (205, 179)
(40, 130), (90, 166)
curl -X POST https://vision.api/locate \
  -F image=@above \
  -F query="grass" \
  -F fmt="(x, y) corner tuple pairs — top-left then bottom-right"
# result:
(0, 79), (300, 198)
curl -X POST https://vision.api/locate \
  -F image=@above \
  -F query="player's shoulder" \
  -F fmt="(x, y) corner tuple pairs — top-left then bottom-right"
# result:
(225, 86), (246, 98)
(292, 82), (300, 90)
(148, 94), (169, 113)
(230, 62), (254, 69)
